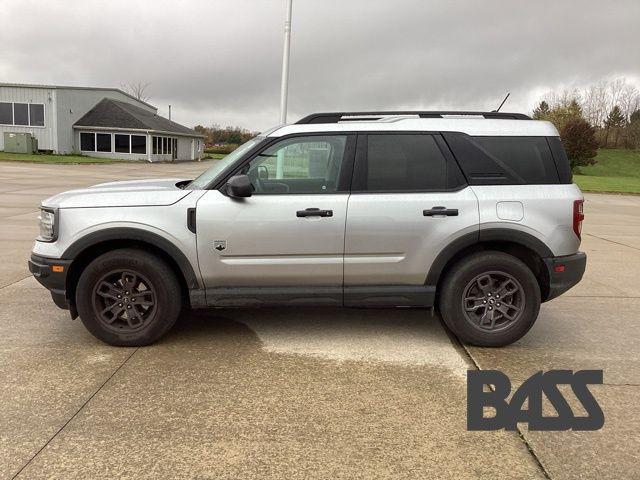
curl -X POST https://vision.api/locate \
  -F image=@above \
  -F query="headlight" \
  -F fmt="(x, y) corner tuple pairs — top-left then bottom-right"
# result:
(38, 208), (56, 241)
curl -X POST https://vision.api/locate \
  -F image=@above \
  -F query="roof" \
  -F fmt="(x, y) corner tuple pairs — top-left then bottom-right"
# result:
(296, 111), (532, 123)
(0, 82), (157, 111)
(73, 98), (203, 137)
(270, 116), (559, 138)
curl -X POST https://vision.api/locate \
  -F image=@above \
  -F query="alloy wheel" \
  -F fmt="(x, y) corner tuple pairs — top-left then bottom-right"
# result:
(461, 270), (525, 332)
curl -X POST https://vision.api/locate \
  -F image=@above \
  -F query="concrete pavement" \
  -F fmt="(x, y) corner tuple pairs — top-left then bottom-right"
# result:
(1, 160), (638, 479)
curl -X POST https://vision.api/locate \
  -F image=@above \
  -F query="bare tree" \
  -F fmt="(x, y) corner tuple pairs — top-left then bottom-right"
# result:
(121, 81), (151, 102)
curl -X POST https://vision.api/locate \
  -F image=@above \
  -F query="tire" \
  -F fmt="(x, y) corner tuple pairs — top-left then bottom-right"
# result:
(76, 248), (182, 346)
(439, 251), (541, 347)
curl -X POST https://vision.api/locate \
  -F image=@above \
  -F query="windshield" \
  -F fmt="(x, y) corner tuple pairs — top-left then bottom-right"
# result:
(187, 136), (265, 189)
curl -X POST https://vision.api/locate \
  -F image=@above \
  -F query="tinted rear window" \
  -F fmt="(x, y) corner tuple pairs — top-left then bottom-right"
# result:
(472, 136), (559, 184)
(442, 133), (562, 185)
(355, 134), (463, 191)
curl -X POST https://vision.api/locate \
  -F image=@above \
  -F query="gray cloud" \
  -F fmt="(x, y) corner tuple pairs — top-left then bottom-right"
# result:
(1, 0), (638, 130)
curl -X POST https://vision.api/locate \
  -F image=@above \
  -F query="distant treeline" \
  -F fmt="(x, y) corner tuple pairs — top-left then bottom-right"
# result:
(533, 78), (640, 150)
(193, 124), (258, 152)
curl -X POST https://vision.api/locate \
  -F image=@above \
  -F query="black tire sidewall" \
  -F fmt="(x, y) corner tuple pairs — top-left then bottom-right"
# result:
(76, 249), (182, 346)
(439, 251), (541, 347)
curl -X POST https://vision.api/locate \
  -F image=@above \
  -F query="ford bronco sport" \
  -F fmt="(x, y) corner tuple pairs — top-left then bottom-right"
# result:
(29, 111), (586, 347)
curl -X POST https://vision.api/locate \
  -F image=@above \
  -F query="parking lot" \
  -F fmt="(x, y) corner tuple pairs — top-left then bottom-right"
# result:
(1, 160), (639, 479)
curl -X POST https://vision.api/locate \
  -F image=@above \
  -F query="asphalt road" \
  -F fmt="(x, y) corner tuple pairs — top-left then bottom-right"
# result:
(1, 160), (639, 479)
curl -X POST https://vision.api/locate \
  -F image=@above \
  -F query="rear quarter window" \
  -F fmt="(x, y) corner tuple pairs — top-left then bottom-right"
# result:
(442, 133), (564, 185)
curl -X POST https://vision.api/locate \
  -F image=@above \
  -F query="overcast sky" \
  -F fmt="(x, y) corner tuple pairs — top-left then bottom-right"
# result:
(2, 0), (639, 131)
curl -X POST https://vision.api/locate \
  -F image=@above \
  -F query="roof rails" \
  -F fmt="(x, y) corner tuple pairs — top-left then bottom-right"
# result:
(295, 111), (532, 124)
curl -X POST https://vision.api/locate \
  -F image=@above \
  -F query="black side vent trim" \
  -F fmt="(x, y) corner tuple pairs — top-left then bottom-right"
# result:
(187, 208), (196, 234)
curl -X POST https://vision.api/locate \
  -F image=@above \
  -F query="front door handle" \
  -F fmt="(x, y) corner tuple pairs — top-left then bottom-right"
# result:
(423, 206), (459, 217)
(297, 208), (333, 218)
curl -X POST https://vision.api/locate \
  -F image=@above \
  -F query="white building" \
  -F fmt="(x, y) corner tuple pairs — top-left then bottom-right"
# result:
(0, 83), (204, 161)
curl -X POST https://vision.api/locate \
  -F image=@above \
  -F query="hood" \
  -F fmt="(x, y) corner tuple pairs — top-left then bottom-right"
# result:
(42, 178), (192, 209)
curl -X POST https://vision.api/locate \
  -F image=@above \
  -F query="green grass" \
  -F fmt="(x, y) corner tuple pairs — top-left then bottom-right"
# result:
(573, 149), (640, 194)
(201, 153), (227, 160)
(0, 152), (129, 164)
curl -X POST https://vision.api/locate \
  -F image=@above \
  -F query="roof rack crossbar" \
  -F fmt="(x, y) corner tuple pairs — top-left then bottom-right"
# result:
(295, 111), (531, 124)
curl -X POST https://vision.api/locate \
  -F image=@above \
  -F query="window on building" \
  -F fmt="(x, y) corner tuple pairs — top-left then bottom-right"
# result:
(0, 102), (13, 124)
(13, 103), (29, 126)
(152, 136), (158, 155)
(115, 134), (130, 153)
(96, 133), (111, 152)
(131, 135), (146, 154)
(162, 137), (168, 154)
(0, 102), (45, 126)
(80, 132), (96, 152)
(29, 104), (45, 127)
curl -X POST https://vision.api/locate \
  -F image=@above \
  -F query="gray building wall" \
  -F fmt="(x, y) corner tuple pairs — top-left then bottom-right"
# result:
(0, 84), (156, 153)
(1, 84), (202, 160)
(56, 89), (156, 154)
(0, 85), (57, 151)
(76, 129), (203, 162)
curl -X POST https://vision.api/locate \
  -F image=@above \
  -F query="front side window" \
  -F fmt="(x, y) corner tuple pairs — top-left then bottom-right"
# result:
(0, 102), (13, 124)
(243, 135), (348, 194)
(357, 134), (452, 191)
(115, 134), (130, 153)
(13, 103), (29, 125)
(80, 132), (95, 151)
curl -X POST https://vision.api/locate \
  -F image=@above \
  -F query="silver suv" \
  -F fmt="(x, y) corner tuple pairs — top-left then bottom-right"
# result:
(29, 111), (586, 347)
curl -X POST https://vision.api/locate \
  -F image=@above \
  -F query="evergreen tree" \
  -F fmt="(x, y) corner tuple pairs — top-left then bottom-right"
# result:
(532, 101), (550, 120)
(627, 110), (640, 149)
(561, 118), (598, 170)
(604, 106), (626, 147)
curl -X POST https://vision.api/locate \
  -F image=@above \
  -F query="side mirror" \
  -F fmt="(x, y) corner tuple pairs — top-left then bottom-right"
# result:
(226, 174), (253, 198)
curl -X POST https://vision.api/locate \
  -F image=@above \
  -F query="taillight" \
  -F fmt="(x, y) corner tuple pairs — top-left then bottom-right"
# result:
(573, 199), (584, 239)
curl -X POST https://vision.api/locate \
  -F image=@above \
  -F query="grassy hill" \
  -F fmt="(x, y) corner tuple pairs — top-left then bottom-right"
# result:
(574, 149), (640, 194)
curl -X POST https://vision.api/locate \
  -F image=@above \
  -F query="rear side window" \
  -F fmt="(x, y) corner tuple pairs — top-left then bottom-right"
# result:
(443, 133), (561, 185)
(473, 136), (559, 184)
(354, 134), (464, 191)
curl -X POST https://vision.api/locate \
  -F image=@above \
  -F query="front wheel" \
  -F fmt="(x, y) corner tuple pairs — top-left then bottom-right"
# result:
(76, 248), (182, 346)
(439, 251), (541, 347)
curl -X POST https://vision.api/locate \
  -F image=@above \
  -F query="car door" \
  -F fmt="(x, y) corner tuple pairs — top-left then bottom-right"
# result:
(343, 133), (479, 306)
(196, 134), (355, 306)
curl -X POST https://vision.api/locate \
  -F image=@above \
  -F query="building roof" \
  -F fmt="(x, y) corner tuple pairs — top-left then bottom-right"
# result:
(73, 98), (203, 137)
(0, 82), (157, 111)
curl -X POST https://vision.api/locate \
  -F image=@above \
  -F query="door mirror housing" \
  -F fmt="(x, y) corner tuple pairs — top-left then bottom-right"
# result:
(226, 174), (253, 198)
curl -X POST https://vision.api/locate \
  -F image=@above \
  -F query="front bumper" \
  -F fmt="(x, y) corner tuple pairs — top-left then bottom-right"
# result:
(543, 252), (587, 301)
(28, 254), (72, 310)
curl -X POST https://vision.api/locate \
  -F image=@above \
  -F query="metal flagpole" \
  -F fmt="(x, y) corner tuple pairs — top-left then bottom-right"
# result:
(277, 0), (293, 178)
(279, 0), (293, 125)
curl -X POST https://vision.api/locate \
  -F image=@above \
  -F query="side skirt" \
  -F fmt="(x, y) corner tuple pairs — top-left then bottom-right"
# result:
(198, 285), (435, 308)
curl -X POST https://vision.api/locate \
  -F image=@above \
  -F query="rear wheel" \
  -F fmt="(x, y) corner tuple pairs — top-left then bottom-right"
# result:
(439, 251), (541, 347)
(76, 248), (182, 346)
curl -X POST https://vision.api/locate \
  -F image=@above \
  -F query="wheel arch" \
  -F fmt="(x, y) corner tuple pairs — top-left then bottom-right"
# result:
(64, 228), (201, 313)
(427, 228), (552, 303)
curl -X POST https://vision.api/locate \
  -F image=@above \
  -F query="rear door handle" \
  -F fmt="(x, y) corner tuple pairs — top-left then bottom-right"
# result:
(297, 208), (333, 218)
(423, 206), (459, 217)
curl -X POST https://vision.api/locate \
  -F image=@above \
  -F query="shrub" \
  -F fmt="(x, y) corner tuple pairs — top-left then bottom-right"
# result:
(560, 118), (598, 170)
(204, 144), (238, 154)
